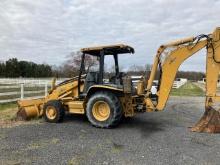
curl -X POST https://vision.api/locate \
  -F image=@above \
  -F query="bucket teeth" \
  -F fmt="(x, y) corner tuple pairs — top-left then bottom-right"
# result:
(191, 107), (220, 133)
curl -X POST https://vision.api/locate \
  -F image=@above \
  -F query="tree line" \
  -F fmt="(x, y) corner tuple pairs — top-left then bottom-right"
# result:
(176, 71), (204, 81)
(125, 64), (205, 81)
(0, 55), (205, 81)
(0, 58), (52, 78)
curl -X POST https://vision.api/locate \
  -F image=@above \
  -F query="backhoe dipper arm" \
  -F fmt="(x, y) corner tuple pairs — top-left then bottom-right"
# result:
(145, 27), (220, 113)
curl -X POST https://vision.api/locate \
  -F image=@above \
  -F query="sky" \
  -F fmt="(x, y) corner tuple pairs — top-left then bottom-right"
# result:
(0, 0), (219, 71)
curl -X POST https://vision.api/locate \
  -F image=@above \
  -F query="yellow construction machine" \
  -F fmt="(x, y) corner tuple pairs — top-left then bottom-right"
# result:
(17, 27), (220, 133)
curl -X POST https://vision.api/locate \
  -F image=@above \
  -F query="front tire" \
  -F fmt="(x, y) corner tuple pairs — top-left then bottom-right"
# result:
(86, 91), (123, 128)
(43, 100), (65, 123)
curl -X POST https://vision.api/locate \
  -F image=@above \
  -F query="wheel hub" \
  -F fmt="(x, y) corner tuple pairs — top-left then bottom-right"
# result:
(92, 101), (110, 121)
(46, 106), (57, 120)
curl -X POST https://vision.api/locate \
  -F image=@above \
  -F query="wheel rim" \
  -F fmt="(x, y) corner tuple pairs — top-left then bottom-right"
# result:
(92, 101), (110, 121)
(46, 106), (57, 120)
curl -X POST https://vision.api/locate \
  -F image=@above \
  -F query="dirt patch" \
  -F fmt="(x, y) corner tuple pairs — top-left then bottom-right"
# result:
(0, 119), (42, 128)
(26, 138), (60, 150)
(0, 107), (17, 120)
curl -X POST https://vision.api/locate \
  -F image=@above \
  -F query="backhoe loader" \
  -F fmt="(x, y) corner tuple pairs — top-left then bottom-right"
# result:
(17, 27), (220, 133)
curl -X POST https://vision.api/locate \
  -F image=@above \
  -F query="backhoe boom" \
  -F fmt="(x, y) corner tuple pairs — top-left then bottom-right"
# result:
(144, 27), (220, 133)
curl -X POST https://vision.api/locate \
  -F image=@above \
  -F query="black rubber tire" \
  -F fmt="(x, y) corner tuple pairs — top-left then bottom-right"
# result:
(43, 100), (65, 123)
(86, 91), (123, 128)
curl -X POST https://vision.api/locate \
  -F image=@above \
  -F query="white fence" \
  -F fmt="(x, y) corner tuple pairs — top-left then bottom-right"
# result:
(0, 77), (188, 104)
(198, 78), (220, 87)
(0, 78), (68, 103)
(0, 83), (48, 103)
(0, 78), (68, 85)
(132, 76), (187, 89)
(172, 78), (187, 89)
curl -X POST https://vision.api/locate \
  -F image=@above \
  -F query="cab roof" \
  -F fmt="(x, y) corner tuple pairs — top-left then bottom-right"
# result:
(81, 44), (134, 56)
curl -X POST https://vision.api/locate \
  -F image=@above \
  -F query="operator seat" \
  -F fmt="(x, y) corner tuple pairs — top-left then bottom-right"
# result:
(109, 72), (125, 85)
(83, 72), (99, 93)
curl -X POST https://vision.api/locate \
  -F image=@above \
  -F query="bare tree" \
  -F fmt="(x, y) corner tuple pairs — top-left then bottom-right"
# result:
(57, 51), (98, 77)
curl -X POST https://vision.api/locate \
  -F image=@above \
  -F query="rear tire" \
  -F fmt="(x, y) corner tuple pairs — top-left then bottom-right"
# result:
(86, 91), (123, 128)
(43, 100), (65, 123)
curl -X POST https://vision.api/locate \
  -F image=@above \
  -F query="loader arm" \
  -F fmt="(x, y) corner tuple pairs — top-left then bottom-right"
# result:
(144, 27), (220, 133)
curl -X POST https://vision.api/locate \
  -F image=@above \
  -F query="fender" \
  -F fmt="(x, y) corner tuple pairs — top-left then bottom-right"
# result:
(86, 85), (123, 98)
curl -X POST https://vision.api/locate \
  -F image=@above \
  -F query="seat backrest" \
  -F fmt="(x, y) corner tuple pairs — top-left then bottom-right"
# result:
(83, 72), (99, 93)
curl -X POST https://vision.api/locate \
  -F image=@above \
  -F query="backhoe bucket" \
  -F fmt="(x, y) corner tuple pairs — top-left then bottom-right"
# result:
(191, 107), (220, 133)
(17, 98), (45, 120)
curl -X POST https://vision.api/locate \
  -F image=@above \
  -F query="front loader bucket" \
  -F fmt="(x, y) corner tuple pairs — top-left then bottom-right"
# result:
(17, 98), (45, 120)
(191, 107), (220, 133)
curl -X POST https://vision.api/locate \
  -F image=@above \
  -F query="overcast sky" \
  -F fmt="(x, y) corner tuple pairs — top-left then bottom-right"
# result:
(0, 0), (219, 71)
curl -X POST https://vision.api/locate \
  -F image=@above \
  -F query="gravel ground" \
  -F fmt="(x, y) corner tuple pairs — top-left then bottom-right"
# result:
(0, 97), (220, 165)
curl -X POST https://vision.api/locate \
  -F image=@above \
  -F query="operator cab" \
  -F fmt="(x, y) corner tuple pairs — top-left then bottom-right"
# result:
(78, 44), (134, 96)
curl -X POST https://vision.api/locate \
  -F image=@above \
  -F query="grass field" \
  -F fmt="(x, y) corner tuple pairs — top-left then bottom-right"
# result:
(171, 82), (204, 96)
(0, 86), (49, 93)
(0, 102), (17, 111)
(0, 92), (45, 100)
(0, 102), (17, 121)
(0, 83), (18, 86)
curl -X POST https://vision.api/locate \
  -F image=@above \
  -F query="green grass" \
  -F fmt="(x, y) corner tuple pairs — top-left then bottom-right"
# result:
(171, 82), (204, 96)
(0, 92), (45, 100)
(0, 102), (18, 121)
(0, 83), (17, 86)
(0, 95), (20, 100)
(0, 86), (49, 93)
(24, 92), (45, 98)
(0, 102), (17, 111)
